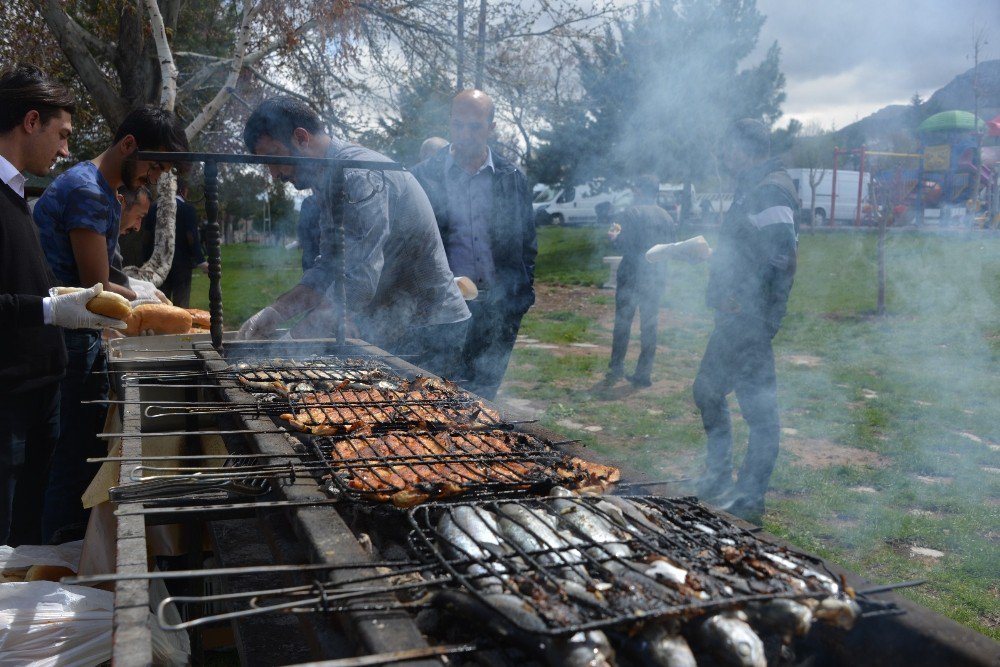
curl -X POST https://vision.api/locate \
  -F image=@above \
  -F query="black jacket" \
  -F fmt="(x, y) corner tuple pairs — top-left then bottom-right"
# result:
(614, 203), (676, 286)
(706, 158), (798, 335)
(0, 182), (66, 394)
(411, 147), (537, 314)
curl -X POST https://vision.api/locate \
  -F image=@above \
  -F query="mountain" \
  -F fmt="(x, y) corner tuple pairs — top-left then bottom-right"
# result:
(833, 59), (1000, 148)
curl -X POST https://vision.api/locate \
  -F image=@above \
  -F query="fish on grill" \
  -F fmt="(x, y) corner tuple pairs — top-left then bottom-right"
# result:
(277, 389), (502, 434)
(321, 431), (620, 508)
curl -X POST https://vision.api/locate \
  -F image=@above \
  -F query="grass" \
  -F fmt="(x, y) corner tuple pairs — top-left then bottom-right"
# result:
(194, 227), (1000, 639)
(515, 226), (1000, 639)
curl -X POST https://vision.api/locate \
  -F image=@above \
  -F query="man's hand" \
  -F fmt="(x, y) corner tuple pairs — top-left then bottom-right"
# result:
(608, 222), (622, 241)
(48, 283), (127, 330)
(237, 306), (284, 340)
(197, 261), (209, 275)
(127, 277), (171, 306)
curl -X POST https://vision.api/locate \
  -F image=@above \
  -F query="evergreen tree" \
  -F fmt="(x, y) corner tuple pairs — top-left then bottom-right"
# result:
(531, 0), (785, 189)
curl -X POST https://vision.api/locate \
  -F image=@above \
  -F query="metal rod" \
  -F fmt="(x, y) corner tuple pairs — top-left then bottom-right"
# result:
(856, 579), (927, 596)
(97, 428), (296, 438)
(113, 497), (345, 516)
(63, 560), (423, 585)
(135, 151), (405, 171)
(280, 643), (478, 667)
(89, 452), (311, 463)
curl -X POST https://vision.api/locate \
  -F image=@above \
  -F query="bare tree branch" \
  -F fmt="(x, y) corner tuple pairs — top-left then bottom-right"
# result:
(30, 0), (127, 124)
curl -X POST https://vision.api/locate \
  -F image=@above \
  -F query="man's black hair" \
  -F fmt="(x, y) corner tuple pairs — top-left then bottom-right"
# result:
(633, 173), (660, 199)
(120, 184), (152, 209)
(0, 64), (76, 134)
(243, 97), (324, 151)
(727, 118), (770, 158)
(113, 106), (189, 152)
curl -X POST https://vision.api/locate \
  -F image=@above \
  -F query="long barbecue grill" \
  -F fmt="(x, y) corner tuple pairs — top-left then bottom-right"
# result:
(75, 152), (999, 665)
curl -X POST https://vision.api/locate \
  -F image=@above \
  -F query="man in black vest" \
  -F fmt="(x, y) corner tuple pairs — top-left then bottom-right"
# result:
(0, 65), (123, 545)
(412, 90), (537, 399)
(692, 119), (798, 523)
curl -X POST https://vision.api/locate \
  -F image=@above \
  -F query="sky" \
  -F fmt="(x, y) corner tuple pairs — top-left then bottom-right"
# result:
(749, 0), (998, 130)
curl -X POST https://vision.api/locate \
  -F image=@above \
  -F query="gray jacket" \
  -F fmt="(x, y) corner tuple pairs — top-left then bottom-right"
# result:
(300, 140), (469, 335)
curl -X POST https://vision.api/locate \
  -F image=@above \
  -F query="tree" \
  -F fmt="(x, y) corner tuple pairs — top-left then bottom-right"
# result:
(531, 0), (786, 219)
(360, 66), (453, 166)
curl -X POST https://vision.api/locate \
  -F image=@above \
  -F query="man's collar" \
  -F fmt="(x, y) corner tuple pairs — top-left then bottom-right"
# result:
(0, 154), (26, 199)
(446, 146), (494, 176)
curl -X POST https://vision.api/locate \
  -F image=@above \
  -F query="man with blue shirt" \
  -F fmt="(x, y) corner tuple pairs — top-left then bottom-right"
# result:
(34, 106), (188, 541)
(411, 90), (537, 399)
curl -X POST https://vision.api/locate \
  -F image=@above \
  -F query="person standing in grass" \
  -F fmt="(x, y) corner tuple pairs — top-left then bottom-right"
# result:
(412, 90), (537, 399)
(605, 174), (676, 388)
(692, 118), (798, 523)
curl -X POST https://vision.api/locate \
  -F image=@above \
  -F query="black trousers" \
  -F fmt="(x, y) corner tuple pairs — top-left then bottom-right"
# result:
(42, 329), (108, 543)
(692, 313), (780, 501)
(389, 318), (470, 382)
(609, 277), (664, 381)
(162, 265), (193, 308)
(0, 383), (60, 546)
(459, 297), (525, 400)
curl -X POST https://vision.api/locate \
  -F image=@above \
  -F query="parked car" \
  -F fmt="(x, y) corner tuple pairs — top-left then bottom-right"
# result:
(544, 182), (632, 226)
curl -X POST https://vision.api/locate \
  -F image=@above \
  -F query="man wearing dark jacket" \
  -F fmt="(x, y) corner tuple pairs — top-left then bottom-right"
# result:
(692, 119), (798, 522)
(146, 180), (206, 307)
(606, 174), (676, 388)
(0, 65), (123, 545)
(411, 90), (537, 398)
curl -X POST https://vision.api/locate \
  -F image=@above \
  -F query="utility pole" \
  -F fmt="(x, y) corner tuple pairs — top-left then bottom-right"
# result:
(970, 27), (988, 227)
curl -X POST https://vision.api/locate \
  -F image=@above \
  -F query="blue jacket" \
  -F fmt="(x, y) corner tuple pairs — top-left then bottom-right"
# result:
(411, 147), (537, 314)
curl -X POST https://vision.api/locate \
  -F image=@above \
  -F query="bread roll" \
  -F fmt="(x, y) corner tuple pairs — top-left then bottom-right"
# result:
(186, 308), (211, 329)
(25, 564), (76, 582)
(53, 286), (133, 321)
(125, 303), (194, 335)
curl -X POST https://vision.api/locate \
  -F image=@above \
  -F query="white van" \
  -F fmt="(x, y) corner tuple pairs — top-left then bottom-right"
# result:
(786, 168), (871, 224)
(543, 182), (631, 225)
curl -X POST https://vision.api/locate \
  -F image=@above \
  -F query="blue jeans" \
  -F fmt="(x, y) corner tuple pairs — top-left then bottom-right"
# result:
(0, 383), (60, 546)
(42, 330), (108, 543)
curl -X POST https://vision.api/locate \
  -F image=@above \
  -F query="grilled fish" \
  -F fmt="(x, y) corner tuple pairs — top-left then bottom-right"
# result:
(638, 623), (697, 667)
(698, 612), (766, 667)
(546, 630), (615, 667)
(549, 491), (632, 560)
(497, 504), (588, 582)
(747, 598), (813, 639)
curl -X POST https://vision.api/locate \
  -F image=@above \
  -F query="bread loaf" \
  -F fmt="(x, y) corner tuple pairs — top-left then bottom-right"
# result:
(186, 308), (211, 329)
(54, 286), (133, 321)
(125, 303), (194, 335)
(25, 564), (76, 582)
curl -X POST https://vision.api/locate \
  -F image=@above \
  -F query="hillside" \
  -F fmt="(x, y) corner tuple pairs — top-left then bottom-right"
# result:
(834, 59), (1000, 147)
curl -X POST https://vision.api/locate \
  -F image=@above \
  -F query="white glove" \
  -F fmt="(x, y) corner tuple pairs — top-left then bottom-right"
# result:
(47, 283), (127, 330)
(127, 277), (170, 306)
(237, 306), (284, 340)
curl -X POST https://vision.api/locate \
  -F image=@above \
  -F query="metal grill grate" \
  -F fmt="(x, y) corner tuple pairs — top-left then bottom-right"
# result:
(311, 431), (605, 507)
(408, 495), (850, 636)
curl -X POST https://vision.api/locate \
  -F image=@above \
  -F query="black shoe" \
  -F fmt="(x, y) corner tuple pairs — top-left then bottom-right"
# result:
(690, 470), (732, 503)
(604, 370), (624, 384)
(627, 374), (652, 388)
(717, 493), (765, 524)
